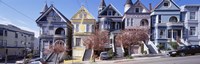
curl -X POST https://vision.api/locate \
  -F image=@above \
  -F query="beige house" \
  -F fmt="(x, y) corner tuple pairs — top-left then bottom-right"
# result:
(71, 6), (96, 61)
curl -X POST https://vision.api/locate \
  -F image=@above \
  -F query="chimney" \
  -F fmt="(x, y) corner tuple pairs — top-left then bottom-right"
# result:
(149, 3), (152, 12)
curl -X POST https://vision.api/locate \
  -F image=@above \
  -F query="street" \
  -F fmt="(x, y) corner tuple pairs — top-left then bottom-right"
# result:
(116, 55), (200, 64)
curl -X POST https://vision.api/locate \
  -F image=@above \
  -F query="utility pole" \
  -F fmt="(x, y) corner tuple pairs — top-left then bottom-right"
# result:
(3, 29), (7, 64)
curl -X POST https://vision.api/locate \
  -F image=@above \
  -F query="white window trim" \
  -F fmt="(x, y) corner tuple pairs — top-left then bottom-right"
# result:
(159, 29), (166, 39)
(189, 12), (196, 20)
(189, 26), (197, 36)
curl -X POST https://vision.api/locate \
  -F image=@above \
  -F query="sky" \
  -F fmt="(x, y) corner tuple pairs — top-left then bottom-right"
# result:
(0, 0), (200, 37)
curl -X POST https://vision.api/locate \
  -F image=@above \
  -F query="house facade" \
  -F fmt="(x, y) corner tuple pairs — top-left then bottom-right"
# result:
(36, 4), (73, 61)
(70, 6), (96, 60)
(98, 0), (123, 57)
(0, 24), (34, 59)
(151, 0), (185, 50)
(181, 5), (200, 45)
(123, 0), (151, 54)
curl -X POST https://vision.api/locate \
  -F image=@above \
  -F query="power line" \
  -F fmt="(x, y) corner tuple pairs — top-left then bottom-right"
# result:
(0, 0), (34, 21)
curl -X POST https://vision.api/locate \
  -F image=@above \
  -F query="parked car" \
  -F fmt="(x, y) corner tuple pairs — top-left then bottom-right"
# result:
(100, 52), (110, 60)
(0, 55), (2, 60)
(168, 45), (200, 57)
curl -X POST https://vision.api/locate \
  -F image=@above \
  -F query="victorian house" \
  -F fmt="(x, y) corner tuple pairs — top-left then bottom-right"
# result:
(97, 0), (123, 57)
(180, 5), (200, 45)
(151, 0), (185, 50)
(36, 4), (73, 62)
(70, 6), (96, 61)
(122, 0), (151, 54)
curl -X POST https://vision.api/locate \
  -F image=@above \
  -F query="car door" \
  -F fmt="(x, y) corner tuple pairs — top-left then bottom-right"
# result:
(191, 45), (197, 53)
(195, 45), (200, 53)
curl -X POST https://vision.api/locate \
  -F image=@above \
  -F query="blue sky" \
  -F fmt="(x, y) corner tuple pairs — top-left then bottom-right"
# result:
(0, 0), (200, 37)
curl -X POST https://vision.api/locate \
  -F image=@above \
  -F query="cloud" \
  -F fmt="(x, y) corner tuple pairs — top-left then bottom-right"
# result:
(0, 16), (39, 37)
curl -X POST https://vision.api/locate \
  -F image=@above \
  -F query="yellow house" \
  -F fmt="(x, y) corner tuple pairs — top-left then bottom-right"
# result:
(70, 6), (96, 61)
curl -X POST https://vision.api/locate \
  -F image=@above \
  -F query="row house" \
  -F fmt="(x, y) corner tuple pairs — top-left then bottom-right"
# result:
(71, 6), (96, 61)
(97, 0), (123, 57)
(123, 0), (151, 54)
(36, 4), (73, 62)
(151, 0), (184, 50)
(180, 5), (200, 45)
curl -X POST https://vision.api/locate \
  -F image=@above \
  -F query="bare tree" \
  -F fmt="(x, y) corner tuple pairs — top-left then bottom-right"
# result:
(116, 27), (149, 56)
(83, 30), (109, 60)
(53, 40), (65, 64)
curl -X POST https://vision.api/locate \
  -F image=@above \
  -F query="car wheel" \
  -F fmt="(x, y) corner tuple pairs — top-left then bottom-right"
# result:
(180, 53), (185, 56)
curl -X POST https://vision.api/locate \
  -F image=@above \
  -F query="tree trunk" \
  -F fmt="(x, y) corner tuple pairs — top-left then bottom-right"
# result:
(128, 45), (131, 56)
(55, 53), (58, 64)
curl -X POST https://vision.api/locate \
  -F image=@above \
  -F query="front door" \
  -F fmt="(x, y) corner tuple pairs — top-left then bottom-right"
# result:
(173, 30), (178, 40)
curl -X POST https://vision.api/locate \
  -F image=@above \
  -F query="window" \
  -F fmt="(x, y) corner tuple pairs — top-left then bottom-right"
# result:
(190, 12), (196, 20)
(190, 27), (196, 36)
(107, 10), (112, 16)
(169, 16), (178, 22)
(168, 30), (172, 38)
(76, 38), (81, 46)
(131, 19), (133, 26)
(164, 1), (169, 7)
(159, 30), (165, 38)
(86, 24), (90, 32)
(76, 24), (79, 32)
(79, 12), (87, 19)
(158, 15), (161, 23)
(127, 18), (129, 26)
(4, 30), (7, 36)
(140, 19), (149, 26)
(0, 29), (3, 36)
(135, 8), (140, 13)
(15, 33), (18, 38)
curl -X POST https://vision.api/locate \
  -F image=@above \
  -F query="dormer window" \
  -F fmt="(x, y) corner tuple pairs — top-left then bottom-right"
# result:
(135, 8), (140, 13)
(164, 1), (170, 7)
(107, 10), (113, 16)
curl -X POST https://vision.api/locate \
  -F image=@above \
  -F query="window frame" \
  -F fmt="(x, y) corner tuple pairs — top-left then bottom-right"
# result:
(190, 27), (196, 36)
(190, 12), (196, 20)
(135, 8), (140, 13)
(75, 38), (81, 46)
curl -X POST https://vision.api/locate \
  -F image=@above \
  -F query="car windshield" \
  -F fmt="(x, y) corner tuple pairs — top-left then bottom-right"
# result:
(102, 53), (107, 55)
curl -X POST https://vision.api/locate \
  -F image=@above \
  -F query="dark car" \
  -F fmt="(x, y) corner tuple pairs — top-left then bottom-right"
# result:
(168, 45), (200, 57)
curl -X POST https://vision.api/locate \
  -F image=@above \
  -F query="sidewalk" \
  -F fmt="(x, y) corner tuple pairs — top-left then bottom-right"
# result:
(78, 54), (166, 64)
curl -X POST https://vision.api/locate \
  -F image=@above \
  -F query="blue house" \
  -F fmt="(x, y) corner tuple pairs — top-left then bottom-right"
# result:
(151, 0), (185, 50)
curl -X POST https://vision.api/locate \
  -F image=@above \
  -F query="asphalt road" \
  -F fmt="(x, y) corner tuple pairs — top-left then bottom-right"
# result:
(117, 55), (200, 64)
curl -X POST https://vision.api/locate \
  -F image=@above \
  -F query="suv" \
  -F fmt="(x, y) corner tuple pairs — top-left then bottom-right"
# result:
(100, 52), (109, 60)
(168, 45), (200, 57)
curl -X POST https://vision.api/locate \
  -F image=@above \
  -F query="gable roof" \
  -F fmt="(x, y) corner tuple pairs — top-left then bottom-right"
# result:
(125, 0), (149, 14)
(99, 4), (122, 16)
(36, 5), (70, 23)
(71, 6), (95, 20)
(153, 0), (180, 11)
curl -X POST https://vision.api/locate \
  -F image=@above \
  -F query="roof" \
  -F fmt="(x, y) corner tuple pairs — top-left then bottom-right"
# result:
(71, 5), (95, 20)
(153, 0), (180, 11)
(99, 0), (106, 8)
(125, 0), (149, 14)
(99, 4), (122, 16)
(36, 4), (70, 23)
(41, 3), (48, 13)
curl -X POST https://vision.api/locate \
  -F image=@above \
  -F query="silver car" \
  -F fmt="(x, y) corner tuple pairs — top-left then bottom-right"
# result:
(100, 52), (109, 60)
